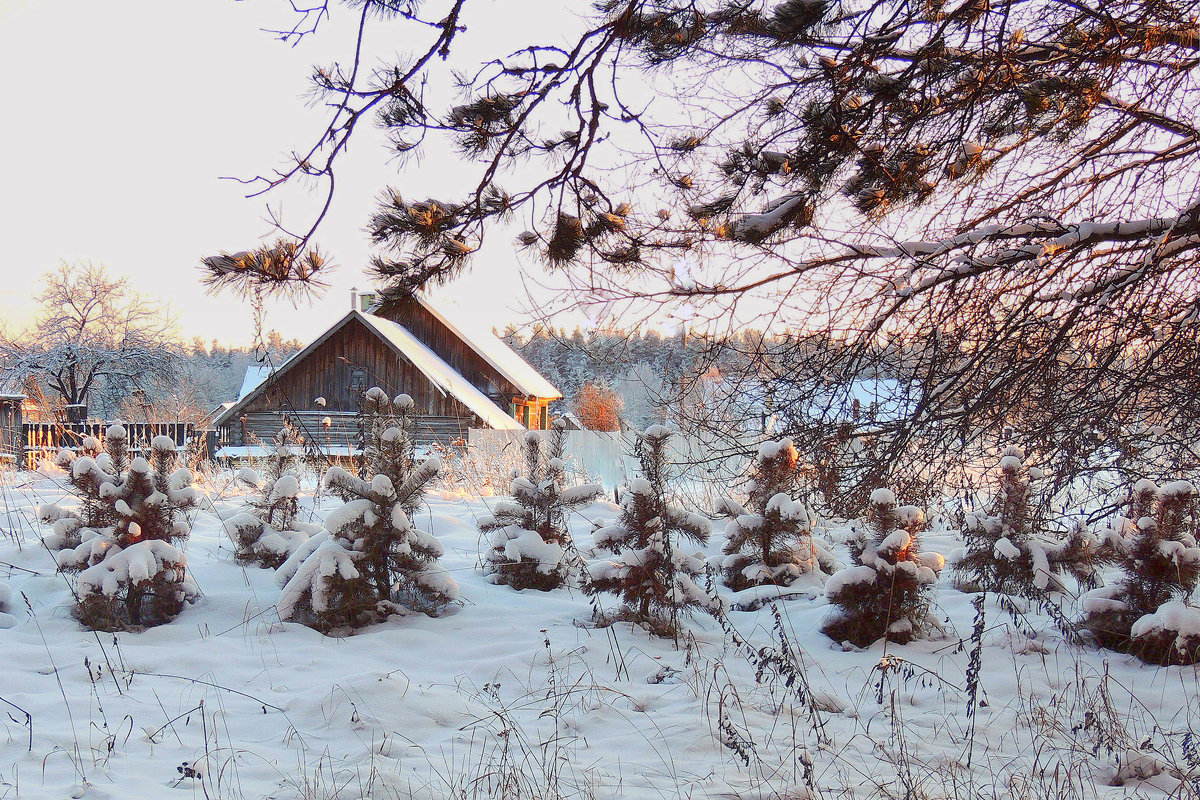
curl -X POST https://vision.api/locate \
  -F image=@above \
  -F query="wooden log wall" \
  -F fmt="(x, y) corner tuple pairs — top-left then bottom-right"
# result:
(228, 411), (471, 451)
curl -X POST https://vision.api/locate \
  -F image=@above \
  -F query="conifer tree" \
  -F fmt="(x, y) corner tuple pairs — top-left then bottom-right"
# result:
(952, 446), (1101, 597)
(39, 425), (199, 630)
(1082, 480), (1200, 665)
(717, 437), (837, 593)
(225, 427), (317, 568)
(822, 488), (944, 648)
(586, 426), (724, 635)
(481, 421), (602, 590)
(277, 389), (457, 632)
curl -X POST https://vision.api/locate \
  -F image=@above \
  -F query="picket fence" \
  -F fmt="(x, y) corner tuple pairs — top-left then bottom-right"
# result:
(21, 422), (196, 470)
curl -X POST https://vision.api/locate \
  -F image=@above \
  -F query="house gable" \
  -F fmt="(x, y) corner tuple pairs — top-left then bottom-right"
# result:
(376, 294), (561, 402)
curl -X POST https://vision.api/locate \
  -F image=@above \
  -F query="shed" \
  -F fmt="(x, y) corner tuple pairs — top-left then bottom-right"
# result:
(0, 393), (23, 468)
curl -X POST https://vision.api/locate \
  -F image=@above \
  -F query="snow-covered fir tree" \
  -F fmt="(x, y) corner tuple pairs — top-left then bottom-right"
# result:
(586, 425), (725, 636)
(277, 389), (457, 632)
(1082, 480), (1200, 665)
(952, 446), (1100, 597)
(225, 427), (317, 568)
(717, 438), (837, 595)
(822, 488), (944, 648)
(39, 425), (199, 631)
(480, 421), (602, 590)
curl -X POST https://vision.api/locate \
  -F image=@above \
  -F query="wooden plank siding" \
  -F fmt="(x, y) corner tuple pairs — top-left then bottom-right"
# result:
(223, 315), (485, 446)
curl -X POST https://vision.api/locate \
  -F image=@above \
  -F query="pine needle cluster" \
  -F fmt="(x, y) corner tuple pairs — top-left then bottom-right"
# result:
(277, 389), (457, 633)
(225, 427), (317, 568)
(481, 421), (602, 591)
(40, 426), (199, 630)
(717, 437), (837, 593)
(822, 488), (944, 648)
(1082, 480), (1200, 665)
(586, 426), (725, 636)
(952, 446), (1101, 598)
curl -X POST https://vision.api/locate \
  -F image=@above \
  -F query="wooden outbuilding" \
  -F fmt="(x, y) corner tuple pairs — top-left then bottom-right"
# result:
(213, 291), (561, 450)
(0, 393), (23, 468)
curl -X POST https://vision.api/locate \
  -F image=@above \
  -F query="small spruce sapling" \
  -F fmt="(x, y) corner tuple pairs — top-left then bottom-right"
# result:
(39, 426), (199, 630)
(717, 437), (837, 594)
(225, 427), (317, 567)
(586, 426), (725, 636)
(1082, 479), (1200, 664)
(952, 446), (1100, 597)
(822, 488), (944, 648)
(481, 420), (602, 590)
(277, 389), (458, 632)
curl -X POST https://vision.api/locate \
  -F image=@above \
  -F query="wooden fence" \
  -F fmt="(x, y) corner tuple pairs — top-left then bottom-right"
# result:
(22, 422), (195, 470)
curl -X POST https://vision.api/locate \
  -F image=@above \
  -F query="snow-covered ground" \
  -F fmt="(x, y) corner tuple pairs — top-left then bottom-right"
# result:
(0, 467), (1197, 799)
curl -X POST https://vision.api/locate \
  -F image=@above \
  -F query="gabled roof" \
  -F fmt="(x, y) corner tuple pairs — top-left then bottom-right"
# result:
(358, 313), (522, 430)
(409, 292), (562, 400)
(213, 310), (524, 430)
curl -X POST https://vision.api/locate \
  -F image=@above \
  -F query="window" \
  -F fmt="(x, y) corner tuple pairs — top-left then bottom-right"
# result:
(350, 369), (367, 394)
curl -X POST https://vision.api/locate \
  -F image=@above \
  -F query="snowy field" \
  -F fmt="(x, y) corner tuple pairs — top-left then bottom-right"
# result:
(0, 467), (1197, 800)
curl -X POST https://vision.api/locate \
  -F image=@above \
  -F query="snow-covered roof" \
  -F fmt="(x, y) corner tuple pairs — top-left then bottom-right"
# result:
(238, 365), (272, 401)
(0, 372), (26, 400)
(412, 292), (561, 400)
(359, 313), (522, 430)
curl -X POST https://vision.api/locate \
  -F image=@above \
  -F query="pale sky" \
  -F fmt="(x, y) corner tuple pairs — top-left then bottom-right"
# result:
(0, 0), (588, 346)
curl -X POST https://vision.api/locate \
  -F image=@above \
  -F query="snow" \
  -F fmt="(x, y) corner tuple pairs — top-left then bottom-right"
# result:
(76, 540), (197, 601)
(994, 537), (1022, 560)
(150, 435), (177, 451)
(1130, 601), (1200, 639)
(277, 537), (361, 618)
(824, 565), (877, 596)
(238, 364), (272, 400)
(2, 470), (1199, 798)
(869, 487), (896, 506)
(0, 581), (14, 629)
(998, 454), (1022, 471)
(1159, 480), (1196, 499)
(271, 474), (301, 499)
(494, 525), (565, 573)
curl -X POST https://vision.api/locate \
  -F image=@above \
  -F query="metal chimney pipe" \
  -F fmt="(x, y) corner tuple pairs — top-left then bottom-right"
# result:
(350, 286), (358, 311)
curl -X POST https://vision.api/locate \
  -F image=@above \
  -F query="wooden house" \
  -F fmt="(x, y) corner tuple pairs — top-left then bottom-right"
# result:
(213, 291), (561, 450)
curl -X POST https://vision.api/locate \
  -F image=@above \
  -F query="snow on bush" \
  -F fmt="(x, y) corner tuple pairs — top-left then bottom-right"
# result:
(480, 421), (602, 591)
(224, 427), (317, 568)
(717, 438), (837, 594)
(1082, 479), (1200, 664)
(39, 425), (198, 630)
(1128, 601), (1200, 666)
(952, 446), (1101, 599)
(277, 390), (458, 633)
(586, 426), (725, 636)
(822, 488), (943, 648)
